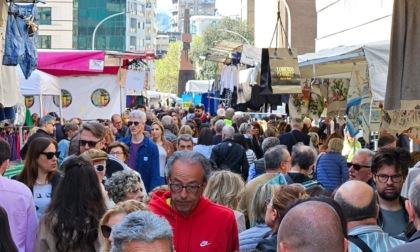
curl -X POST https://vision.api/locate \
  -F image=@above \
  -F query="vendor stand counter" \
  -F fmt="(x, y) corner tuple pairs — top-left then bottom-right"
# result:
(4, 161), (24, 178)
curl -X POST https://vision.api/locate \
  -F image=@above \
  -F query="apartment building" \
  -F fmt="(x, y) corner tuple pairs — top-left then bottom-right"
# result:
(170, 0), (216, 33)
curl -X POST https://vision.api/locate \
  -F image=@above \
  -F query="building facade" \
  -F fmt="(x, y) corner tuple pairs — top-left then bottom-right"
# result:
(170, 0), (216, 33)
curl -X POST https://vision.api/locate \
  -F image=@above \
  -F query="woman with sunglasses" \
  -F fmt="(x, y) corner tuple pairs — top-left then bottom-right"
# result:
(14, 137), (62, 220)
(98, 200), (149, 252)
(35, 156), (106, 252)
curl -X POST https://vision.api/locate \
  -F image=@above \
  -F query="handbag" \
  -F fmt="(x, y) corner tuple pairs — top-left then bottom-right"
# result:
(268, 48), (302, 94)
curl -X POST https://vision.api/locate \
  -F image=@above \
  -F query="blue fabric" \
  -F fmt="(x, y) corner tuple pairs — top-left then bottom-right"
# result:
(247, 163), (257, 182)
(3, 3), (38, 79)
(57, 139), (70, 168)
(315, 152), (349, 191)
(0, 106), (16, 121)
(118, 134), (164, 192)
(348, 225), (405, 252)
(239, 224), (271, 251)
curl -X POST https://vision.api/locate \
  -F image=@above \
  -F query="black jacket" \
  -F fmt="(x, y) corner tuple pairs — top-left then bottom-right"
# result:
(210, 138), (249, 181)
(278, 130), (310, 154)
(20, 129), (53, 159)
(256, 233), (277, 252)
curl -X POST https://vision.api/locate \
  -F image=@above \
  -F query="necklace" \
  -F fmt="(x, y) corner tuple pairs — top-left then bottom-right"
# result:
(35, 179), (49, 186)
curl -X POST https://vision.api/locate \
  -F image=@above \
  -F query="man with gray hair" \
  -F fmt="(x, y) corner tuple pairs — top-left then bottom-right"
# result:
(247, 137), (280, 181)
(148, 151), (239, 251)
(20, 114), (56, 159)
(389, 176), (420, 252)
(177, 134), (194, 151)
(212, 119), (225, 145)
(161, 115), (177, 145)
(111, 210), (173, 252)
(118, 110), (163, 192)
(278, 117), (310, 154)
(335, 180), (405, 251)
(210, 125), (249, 180)
(348, 148), (376, 189)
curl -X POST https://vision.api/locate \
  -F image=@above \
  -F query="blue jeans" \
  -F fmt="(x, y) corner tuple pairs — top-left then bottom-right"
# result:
(2, 3), (38, 79)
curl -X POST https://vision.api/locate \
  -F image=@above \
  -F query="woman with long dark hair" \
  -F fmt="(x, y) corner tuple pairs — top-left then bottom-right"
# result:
(35, 156), (107, 252)
(0, 206), (18, 252)
(15, 137), (62, 220)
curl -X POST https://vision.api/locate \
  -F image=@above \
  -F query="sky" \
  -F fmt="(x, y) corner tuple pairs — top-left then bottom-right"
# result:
(157, 0), (241, 16)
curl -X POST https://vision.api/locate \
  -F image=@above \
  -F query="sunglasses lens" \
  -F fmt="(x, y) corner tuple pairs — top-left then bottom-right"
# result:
(101, 225), (111, 238)
(347, 162), (352, 169)
(128, 121), (140, 126)
(80, 140), (97, 148)
(47, 153), (54, 159)
(95, 165), (105, 172)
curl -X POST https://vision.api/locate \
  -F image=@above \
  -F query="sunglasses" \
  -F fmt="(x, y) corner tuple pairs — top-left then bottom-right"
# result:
(79, 139), (102, 148)
(347, 162), (370, 171)
(128, 121), (141, 127)
(94, 164), (106, 172)
(101, 225), (112, 238)
(41, 152), (60, 159)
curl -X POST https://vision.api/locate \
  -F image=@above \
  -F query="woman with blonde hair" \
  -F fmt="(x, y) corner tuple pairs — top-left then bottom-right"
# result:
(203, 170), (246, 233)
(315, 138), (348, 191)
(151, 121), (174, 179)
(257, 185), (309, 251)
(99, 200), (149, 252)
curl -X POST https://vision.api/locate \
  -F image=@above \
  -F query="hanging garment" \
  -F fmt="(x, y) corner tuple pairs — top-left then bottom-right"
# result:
(201, 92), (215, 115)
(3, 2), (39, 79)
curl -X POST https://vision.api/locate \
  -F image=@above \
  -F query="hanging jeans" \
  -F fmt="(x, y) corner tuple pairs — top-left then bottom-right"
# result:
(2, 2), (38, 79)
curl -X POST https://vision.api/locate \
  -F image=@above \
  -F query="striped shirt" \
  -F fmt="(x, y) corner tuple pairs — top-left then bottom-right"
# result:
(348, 225), (405, 252)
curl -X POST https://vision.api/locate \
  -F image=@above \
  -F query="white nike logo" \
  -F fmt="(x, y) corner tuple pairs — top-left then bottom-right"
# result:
(200, 241), (211, 247)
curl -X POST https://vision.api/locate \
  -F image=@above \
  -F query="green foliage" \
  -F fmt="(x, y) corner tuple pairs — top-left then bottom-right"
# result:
(155, 42), (181, 93)
(190, 17), (254, 80)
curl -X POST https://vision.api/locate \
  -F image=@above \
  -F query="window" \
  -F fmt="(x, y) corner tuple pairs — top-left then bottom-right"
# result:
(37, 35), (51, 49)
(38, 7), (51, 25)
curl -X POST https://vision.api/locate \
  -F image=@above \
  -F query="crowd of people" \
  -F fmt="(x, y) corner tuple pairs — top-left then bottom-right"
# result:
(1, 103), (420, 252)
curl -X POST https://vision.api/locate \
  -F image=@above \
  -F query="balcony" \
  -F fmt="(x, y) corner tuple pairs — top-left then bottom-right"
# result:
(146, 20), (151, 25)
(146, 36), (151, 40)
(146, 3), (151, 8)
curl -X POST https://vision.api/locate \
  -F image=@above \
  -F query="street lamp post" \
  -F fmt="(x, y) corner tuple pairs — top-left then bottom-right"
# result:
(216, 29), (251, 45)
(92, 11), (126, 50)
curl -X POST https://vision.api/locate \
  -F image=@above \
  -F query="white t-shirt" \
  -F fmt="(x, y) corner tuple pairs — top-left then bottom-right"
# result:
(33, 184), (53, 220)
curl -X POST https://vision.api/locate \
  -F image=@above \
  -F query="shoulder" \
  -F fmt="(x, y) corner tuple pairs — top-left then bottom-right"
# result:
(0, 177), (33, 199)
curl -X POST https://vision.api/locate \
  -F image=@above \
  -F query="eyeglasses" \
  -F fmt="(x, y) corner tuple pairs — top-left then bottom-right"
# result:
(113, 121), (122, 125)
(100, 225), (112, 238)
(375, 174), (404, 183)
(79, 139), (102, 148)
(94, 164), (106, 172)
(47, 122), (56, 127)
(265, 198), (272, 207)
(110, 151), (123, 156)
(169, 180), (204, 194)
(347, 163), (371, 171)
(128, 121), (141, 127)
(41, 152), (59, 159)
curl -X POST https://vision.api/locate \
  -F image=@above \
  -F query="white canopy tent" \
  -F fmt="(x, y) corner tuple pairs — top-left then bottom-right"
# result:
(298, 40), (389, 102)
(185, 79), (214, 93)
(18, 68), (63, 122)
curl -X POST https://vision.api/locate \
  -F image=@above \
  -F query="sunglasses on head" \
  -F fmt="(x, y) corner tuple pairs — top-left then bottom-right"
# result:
(128, 121), (140, 127)
(79, 139), (102, 148)
(347, 162), (370, 171)
(101, 225), (112, 238)
(41, 152), (60, 159)
(94, 164), (106, 172)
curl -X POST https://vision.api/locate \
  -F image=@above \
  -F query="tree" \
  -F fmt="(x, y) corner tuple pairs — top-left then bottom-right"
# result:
(190, 18), (254, 80)
(155, 42), (181, 93)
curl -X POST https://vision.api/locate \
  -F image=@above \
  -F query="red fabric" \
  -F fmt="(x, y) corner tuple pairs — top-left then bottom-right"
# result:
(148, 191), (239, 252)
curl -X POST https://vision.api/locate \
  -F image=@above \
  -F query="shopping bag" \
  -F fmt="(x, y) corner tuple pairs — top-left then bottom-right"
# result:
(268, 48), (301, 94)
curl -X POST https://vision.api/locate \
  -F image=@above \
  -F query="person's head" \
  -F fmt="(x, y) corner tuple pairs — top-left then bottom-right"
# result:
(188, 105), (195, 114)
(252, 184), (276, 225)
(179, 125), (193, 135)
(407, 176), (420, 227)
(225, 108), (235, 120)
(151, 121), (166, 142)
(320, 133), (343, 152)
(277, 201), (346, 252)
(40, 115), (56, 135)
(111, 114), (124, 130)
(105, 170), (144, 203)
(203, 170), (245, 210)
(103, 127), (115, 150)
(303, 117), (312, 129)
(410, 151), (420, 167)
(290, 143), (317, 174)
(377, 133), (397, 149)
(32, 112), (39, 123)
(161, 115), (174, 130)
(266, 185), (309, 232)
(70, 117), (82, 126)
(250, 121), (263, 136)
(334, 180), (378, 223)
(348, 149), (375, 183)
(216, 108), (225, 118)
(328, 138), (344, 153)
(233, 133), (250, 150)
(110, 210), (173, 252)
(307, 132), (319, 149)
(165, 151), (211, 217)
(194, 103), (205, 118)
(44, 156), (106, 251)
(290, 118), (304, 130)
(238, 122), (252, 135)
(177, 134), (194, 151)
(79, 122), (106, 153)
(221, 125), (235, 140)
(128, 110), (146, 137)
(264, 145), (291, 174)
(99, 200), (149, 252)
(214, 119), (226, 134)
(107, 142), (130, 163)
(264, 127), (279, 138)
(61, 122), (79, 140)
(197, 128), (213, 146)
(262, 137), (280, 153)
(17, 137), (58, 187)
(371, 147), (410, 202)
(0, 205), (18, 252)
(0, 139), (11, 175)
(81, 149), (108, 182)
(172, 114), (181, 128)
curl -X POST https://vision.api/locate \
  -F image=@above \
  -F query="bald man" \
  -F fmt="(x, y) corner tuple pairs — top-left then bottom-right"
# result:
(334, 181), (405, 251)
(277, 201), (347, 252)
